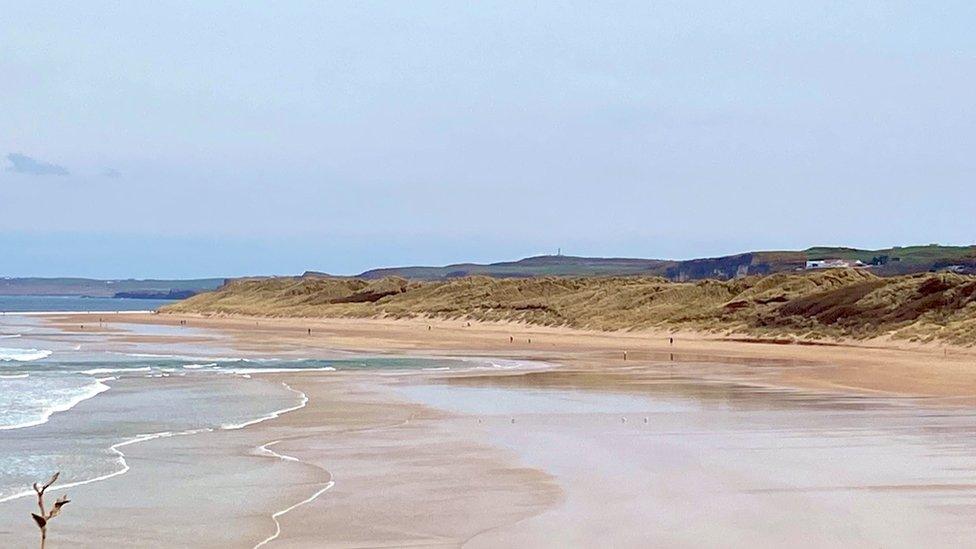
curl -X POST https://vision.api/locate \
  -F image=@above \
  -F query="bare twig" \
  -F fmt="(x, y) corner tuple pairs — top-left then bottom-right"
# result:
(31, 472), (69, 549)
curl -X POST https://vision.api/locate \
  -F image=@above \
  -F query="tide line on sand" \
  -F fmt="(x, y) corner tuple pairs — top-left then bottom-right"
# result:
(253, 440), (335, 549)
(0, 427), (212, 504)
(0, 380), (312, 505)
(221, 381), (310, 430)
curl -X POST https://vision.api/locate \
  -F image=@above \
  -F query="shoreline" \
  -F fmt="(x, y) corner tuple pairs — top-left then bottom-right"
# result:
(5, 312), (976, 546)
(0, 372), (326, 547)
(0, 376), (310, 507)
(0, 315), (564, 547)
(252, 439), (335, 549)
(60, 311), (976, 400)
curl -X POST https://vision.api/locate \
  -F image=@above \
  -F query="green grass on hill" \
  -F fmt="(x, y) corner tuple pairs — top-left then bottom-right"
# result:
(165, 269), (976, 346)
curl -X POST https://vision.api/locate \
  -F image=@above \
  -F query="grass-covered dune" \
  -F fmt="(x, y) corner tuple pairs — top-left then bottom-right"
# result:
(163, 269), (976, 346)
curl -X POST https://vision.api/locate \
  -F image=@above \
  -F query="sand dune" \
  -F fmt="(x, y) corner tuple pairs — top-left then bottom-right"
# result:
(164, 269), (976, 345)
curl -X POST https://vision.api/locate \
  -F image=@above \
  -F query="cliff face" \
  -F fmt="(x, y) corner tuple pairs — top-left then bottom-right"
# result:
(663, 252), (808, 281)
(164, 269), (976, 346)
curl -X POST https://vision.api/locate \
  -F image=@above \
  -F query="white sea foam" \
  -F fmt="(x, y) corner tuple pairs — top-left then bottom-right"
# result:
(79, 366), (152, 375)
(183, 362), (218, 369)
(113, 352), (254, 363)
(122, 352), (179, 358)
(0, 373), (29, 379)
(0, 334), (21, 339)
(256, 440), (300, 462)
(253, 440), (335, 549)
(0, 379), (312, 504)
(0, 379), (110, 431)
(226, 366), (336, 375)
(0, 427), (212, 504)
(0, 347), (52, 362)
(0, 358), (320, 505)
(457, 356), (556, 372)
(221, 381), (308, 430)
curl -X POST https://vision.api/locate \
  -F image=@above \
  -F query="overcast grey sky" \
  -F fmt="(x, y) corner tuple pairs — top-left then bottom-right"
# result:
(2, 1), (973, 277)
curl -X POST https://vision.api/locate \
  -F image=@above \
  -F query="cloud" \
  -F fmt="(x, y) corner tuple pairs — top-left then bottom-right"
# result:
(5, 153), (69, 176)
(101, 167), (122, 178)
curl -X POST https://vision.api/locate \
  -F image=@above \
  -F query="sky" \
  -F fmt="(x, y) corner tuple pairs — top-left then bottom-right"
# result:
(2, 1), (974, 278)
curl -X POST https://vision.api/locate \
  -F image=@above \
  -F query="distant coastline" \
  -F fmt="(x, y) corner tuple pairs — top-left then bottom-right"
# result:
(112, 290), (198, 300)
(0, 295), (177, 314)
(0, 278), (223, 298)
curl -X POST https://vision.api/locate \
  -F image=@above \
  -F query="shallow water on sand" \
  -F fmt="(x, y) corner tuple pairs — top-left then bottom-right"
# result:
(0, 375), (299, 503)
(0, 315), (512, 504)
(401, 380), (976, 547)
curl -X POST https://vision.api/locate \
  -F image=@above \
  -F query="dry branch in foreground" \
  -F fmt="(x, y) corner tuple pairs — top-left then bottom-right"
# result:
(31, 472), (70, 549)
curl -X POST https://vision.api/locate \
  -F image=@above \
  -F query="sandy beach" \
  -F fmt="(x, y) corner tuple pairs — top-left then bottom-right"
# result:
(9, 1), (973, 545)
(3, 313), (976, 547)
(64, 312), (976, 399)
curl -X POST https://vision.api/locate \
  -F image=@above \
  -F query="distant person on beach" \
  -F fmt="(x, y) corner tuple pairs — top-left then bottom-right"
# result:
(669, 337), (674, 345)
(308, 328), (311, 335)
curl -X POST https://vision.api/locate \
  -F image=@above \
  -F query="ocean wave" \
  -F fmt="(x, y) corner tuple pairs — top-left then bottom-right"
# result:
(112, 352), (255, 363)
(226, 366), (336, 374)
(79, 366), (152, 375)
(183, 362), (218, 369)
(0, 375), (316, 505)
(0, 373), (29, 379)
(0, 334), (21, 339)
(0, 427), (212, 504)
(0, 347), (52, 362)
(0, 379), (110, 431)
(455, 356), (556, 372)
(151, 352), (248, 361)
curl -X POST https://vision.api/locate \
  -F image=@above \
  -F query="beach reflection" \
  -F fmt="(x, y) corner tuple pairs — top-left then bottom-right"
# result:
(408, 361), (976, 547)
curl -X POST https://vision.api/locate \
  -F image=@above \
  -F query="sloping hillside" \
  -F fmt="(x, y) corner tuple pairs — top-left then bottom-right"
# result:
(300, 245), (976, 281)
(344, 255), (675, 280)
(164, 270), (976, 345)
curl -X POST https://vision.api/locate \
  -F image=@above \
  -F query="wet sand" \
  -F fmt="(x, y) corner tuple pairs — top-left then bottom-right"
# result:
(6, 313), (976, 547)
(0, 372), (559, 548)
(405, 383), (976, 547)
(0, 375), (321, 547)
(51, 312), (976, 400)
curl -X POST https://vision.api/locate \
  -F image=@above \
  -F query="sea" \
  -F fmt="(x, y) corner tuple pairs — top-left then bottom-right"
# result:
(0, 300), (518, 503)
(0, 295), (177, 314)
